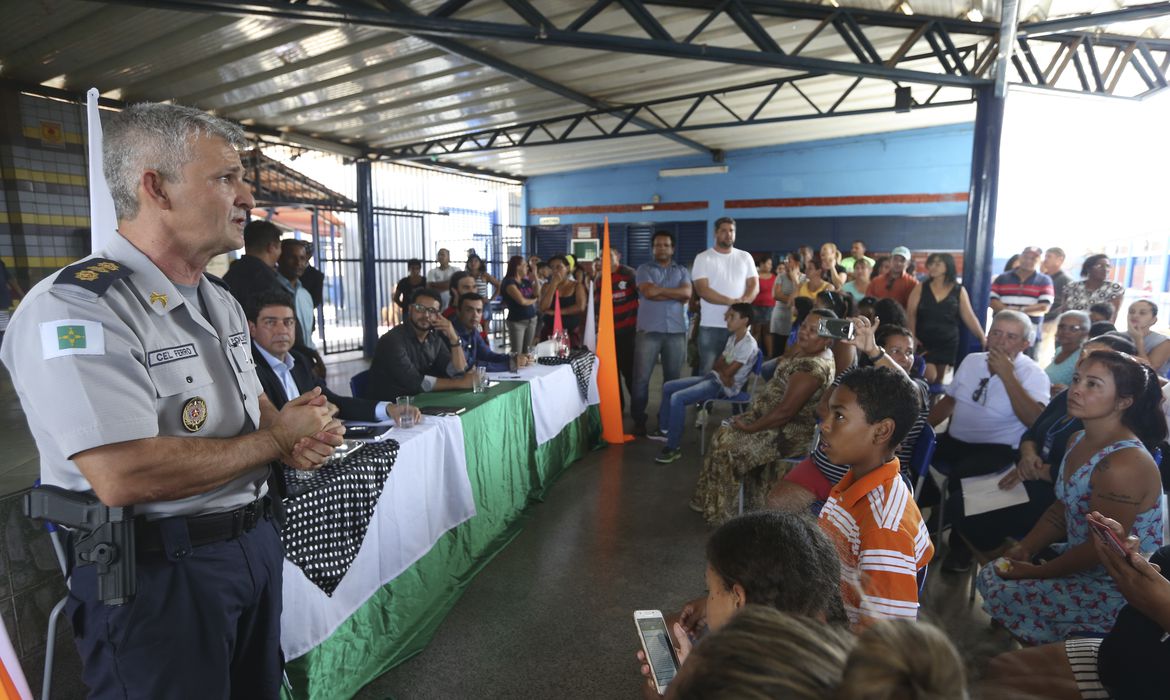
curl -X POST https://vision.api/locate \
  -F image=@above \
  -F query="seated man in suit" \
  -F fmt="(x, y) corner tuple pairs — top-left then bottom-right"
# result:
(452, 292), (532, 371)
(247, 290), (419, 424)
(369, 288), (474, 399)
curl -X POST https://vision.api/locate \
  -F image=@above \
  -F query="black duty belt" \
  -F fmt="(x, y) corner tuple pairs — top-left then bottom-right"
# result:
(135, 497), (272, 557)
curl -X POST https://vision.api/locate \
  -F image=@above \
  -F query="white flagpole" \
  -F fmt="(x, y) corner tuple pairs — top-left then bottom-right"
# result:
(86, 88), (117, 253)
(583, 278), (597, 352)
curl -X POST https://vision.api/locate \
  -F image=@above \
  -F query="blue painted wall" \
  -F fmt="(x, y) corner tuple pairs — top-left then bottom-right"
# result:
(525, 123), (975, 239)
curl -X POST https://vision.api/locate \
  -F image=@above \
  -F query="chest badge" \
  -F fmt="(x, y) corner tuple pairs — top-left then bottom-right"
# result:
(181, 397), (208, 432)
(149, 292), (168, 309)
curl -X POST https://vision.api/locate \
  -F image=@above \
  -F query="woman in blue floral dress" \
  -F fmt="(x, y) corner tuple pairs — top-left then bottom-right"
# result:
(977, 349), (1167, 646)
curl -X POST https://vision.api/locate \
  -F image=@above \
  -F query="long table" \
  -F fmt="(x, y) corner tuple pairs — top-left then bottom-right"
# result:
(282, 364), (601, 699)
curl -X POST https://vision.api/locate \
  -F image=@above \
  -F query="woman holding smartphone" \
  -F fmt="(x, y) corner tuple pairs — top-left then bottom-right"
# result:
(977, 349), (1166, 645)
(690, 310), (836, 525)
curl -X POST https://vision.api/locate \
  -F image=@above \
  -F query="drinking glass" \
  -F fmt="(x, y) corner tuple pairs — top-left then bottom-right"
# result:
(474, 366), (487, 394)
(396, 396), (415, 428)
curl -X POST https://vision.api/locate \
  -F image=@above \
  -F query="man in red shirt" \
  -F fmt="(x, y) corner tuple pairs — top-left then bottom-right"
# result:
(865, 245), (919, 308)
(595, 249), (639, 406)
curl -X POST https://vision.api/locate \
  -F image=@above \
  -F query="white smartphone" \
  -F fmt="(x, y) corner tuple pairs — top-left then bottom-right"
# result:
(634, 610), (680, 694)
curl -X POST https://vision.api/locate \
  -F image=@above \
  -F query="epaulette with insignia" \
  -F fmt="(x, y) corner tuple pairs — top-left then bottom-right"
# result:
(204, 273), (230, 291)
(54, 258), (133, 296)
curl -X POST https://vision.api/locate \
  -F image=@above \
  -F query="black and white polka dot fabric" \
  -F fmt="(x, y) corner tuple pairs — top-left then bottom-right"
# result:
(537, 350), (595, 401)
(280, 440), (399, 595)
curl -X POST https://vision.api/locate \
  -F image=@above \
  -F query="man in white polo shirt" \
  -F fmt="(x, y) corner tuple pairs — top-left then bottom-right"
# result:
(926, 309), (1051, 572)
(690, 217), (758, 376)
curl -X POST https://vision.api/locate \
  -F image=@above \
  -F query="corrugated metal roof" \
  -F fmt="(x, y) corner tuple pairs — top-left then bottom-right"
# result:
(0, 0), (1165, 177)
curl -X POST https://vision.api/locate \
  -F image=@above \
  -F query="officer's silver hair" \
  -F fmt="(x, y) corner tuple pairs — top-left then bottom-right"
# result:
(993, 309), (1036, 345)
(103, 103), (248, 221)
(1058, 309), (1091, 329)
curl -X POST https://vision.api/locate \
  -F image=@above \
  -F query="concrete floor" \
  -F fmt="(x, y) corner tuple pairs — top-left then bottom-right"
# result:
(0, 351), (1015, 699)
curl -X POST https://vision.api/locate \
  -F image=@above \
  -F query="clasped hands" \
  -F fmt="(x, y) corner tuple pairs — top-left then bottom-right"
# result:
(267, 387), (345, 471)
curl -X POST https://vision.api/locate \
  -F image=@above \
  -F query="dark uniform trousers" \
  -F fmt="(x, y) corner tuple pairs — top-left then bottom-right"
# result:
(67, 516), (285, 699)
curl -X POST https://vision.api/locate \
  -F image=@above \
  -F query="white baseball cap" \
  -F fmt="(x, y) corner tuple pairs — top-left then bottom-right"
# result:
(891, 246), (912, 260)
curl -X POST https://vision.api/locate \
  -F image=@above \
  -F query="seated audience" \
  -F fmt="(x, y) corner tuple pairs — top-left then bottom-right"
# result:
(1045, 310), (1091, 394)
(955, 333), (1137, 558)
(1123, 299), (1170, 376)
(653, 304), (757, 464)
(977, 350), (1167, 645)
(818, 366), (934, 627)
(690, 311), (836, 525)
(368, 288), (473, 399)
(770, 320), (929, 513)
(661, 606), (854, 700)
(662, 607), (966, 700)
(635, 511), (847, 696)
(927, 310), (1051, 573)
(985, 511), (1170, 700)
(835, 617), (969, 700)
(453, 293), (529, 372)
(247, 290), (417, 424)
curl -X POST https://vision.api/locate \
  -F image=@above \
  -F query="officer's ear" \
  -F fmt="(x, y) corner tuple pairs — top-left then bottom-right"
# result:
(140, 169), (174, 211)
(247, 320), (258, 337)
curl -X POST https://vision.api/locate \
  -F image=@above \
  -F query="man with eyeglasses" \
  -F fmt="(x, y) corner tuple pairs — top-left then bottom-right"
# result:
(864, 245), (918, 307)
(248, 290), (418, 424)
(369, 287), (473, 399)
(926, 309), (1051, 573)
(990, 246), (1055, 359)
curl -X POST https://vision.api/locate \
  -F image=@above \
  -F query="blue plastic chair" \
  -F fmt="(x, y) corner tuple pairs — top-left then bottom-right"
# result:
(700, 350), (765, 455)
(350, 369), (371, 399)
(28, 481), (70, 700)
(909, 424), (938, 500)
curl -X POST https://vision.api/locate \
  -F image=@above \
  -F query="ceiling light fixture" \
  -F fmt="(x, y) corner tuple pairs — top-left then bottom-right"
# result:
(966, 7), (984, 22)
(658, 165), (729, 178)
(897, 1), (915, 15)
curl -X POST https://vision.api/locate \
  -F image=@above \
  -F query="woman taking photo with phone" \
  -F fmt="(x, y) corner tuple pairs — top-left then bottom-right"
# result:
(690, 310), (836, 525)
(976, 349), (1166, 645)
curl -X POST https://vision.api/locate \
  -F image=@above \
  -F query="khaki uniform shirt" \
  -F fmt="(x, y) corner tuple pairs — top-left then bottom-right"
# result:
(0, 234), (267, 519)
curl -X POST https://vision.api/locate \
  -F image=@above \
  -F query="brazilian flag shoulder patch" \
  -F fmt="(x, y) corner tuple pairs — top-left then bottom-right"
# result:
(40, 319), (105, 359)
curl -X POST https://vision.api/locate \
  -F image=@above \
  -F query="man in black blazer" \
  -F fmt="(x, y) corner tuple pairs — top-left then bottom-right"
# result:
(246, 290), (417, 424)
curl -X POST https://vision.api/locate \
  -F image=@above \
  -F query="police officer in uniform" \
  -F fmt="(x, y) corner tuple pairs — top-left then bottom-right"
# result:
(0, 103), (342, 699)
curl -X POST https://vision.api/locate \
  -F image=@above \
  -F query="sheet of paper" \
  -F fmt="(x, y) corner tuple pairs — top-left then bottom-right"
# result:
(961, 467), (1030, 517)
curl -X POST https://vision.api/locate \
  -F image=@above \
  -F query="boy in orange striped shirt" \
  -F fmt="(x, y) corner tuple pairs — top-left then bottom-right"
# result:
(817, 366), (934, 628)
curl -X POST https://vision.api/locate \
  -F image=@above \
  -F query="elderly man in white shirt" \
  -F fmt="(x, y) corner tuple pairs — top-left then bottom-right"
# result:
(927, 309), (1052, 572)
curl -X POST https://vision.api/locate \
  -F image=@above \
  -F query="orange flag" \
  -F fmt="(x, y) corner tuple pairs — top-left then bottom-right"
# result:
(596, 219), (633, 444)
